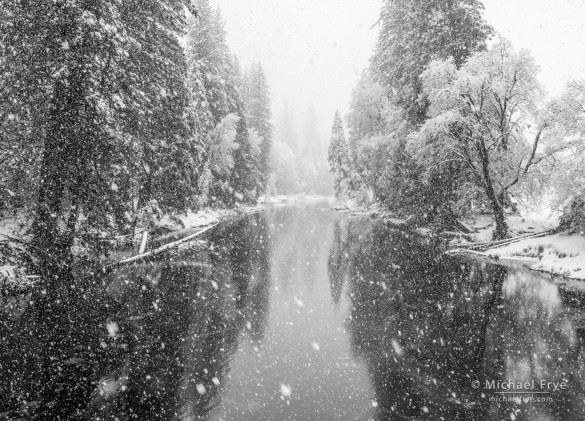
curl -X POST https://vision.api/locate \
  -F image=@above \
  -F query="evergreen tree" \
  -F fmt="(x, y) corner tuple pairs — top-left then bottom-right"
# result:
(244, 63), (273, 192)
(186, 3), (233, 127)
(186, 4), (262, 206)
(372, 0), (493, 124)
(1, 0), (195, 275)
(227, 59), (262, 205)
(270, 101), (301, 194)
(328, 112), (351, 199)
(187, 2), (238, 205)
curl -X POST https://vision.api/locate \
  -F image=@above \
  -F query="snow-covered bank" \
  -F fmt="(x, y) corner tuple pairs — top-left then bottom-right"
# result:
(448, 215), (585, 280)
(155, 195), (331, 233)
(1, 195), (334, 291)
(260, 194), (334, 206)
(155, 206), (259, 232)
(331, 203), (585, 281)
(485, 233), (585, 280)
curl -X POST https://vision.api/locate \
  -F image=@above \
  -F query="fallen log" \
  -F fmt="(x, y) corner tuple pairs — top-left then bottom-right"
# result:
(445, 248), (489, 257)
(451, 229), (554, 252)
(138, 231), (149, 254)
(107, 223), (217, 270)
(454, 219), (474, 234)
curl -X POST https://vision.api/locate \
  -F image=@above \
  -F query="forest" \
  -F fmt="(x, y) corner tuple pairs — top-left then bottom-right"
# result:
(0, 0), (281, 281)
(2, 0), (585, 285)
(328, 0), (585, 241)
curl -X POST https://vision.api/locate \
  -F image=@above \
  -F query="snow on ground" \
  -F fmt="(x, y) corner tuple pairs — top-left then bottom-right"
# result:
(155, 205), (259, 231)
(155, 195), (331, 232)
(260, 194), (333, 206)
(0, 211), (27, 240)
(486, 233), (585, 280)
(164, 208), (225, 229)
(0, 212), (32, 290)
(463, 214), (555, 243)
(458, 213), (585, 280)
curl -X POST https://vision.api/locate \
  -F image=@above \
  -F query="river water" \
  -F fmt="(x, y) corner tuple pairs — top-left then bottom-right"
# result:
(1, 202), (585, 420)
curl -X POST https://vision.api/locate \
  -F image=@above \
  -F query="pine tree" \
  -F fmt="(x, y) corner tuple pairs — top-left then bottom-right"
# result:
(186, 3), (233, 127)
(227, 59), (261, 205)
(186, 4), (261, 206)
(244, 63), (273, 192)
(186, 2), (237, 205)
(372, 0), (493, 124)
(270, 102), (301, 194)
(1, 0), (195, 275)
(328, 112), (351, 199)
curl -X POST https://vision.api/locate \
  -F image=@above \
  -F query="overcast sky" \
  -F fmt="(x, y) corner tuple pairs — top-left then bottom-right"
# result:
(211, 0), (585, 140)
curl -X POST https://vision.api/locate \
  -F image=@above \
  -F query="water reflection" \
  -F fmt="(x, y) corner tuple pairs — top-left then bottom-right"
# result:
(328, 219), (350, 306)
(337, 219), (585, 420)
(1, 206), (585, 420)
(0, 213), (270, 420)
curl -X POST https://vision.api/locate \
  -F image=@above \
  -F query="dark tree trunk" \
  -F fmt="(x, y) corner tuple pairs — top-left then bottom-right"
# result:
(31, 79), (81, 284)
(477, 140), (509, 240)
(491, 201), (508, 240)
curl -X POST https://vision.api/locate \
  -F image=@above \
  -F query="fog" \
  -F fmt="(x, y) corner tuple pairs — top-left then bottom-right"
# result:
(483, 0), (585, 96)
(211, 0), (381, 146)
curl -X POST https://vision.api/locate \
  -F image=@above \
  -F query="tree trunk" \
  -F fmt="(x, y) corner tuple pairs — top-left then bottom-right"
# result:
(491, 202), (509, 240)
(476, 140), (509, 240)
(482, 180), (509, 240)
(32, 112), (69, 261)
(31, 79), (79, 284)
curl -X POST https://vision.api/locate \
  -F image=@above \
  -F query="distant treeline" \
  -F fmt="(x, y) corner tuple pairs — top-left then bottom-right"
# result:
(329, 0), (585, 239)
(270, 102), (333, 196)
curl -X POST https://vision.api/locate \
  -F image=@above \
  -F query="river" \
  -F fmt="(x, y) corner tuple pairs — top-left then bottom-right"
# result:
(1, 202), (584, 420)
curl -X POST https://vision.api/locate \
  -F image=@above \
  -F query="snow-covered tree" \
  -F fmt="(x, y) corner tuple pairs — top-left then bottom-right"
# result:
(269, 141), (301, 195)
(186, 2), (259, 206)
(244, 62), (273, 192)
(347, 70), (389, 156)
(271, 102), (302, 194)
(372, 0), (493, 124)
(1, 0), (196, 271)
(328, 112), (351, 199)
(338, 0), (493, 223)
(227, 59), (261, 205)
(410, 40), (572, 239)
(551, 80), (585, 233)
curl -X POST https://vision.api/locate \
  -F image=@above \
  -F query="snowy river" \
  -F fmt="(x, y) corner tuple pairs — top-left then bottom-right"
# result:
(1, 201), (585, 420)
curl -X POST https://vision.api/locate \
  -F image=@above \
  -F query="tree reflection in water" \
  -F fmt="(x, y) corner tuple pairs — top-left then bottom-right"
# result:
(2, 210), (585, 420)
(0, 213), (270, 420)
(332, 218), (585, 420)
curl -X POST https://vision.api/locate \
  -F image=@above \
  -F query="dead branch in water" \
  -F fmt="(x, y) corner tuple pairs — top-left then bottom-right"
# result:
(107, 223), (218, 270)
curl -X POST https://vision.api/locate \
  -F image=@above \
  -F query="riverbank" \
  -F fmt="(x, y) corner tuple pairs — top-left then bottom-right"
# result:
(0, 205), (259, 292)
(0, 194), (333, 292)
(482, 233), (585, 280)
(332, 200), (585, 281)
(449, 215), (585, 280)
